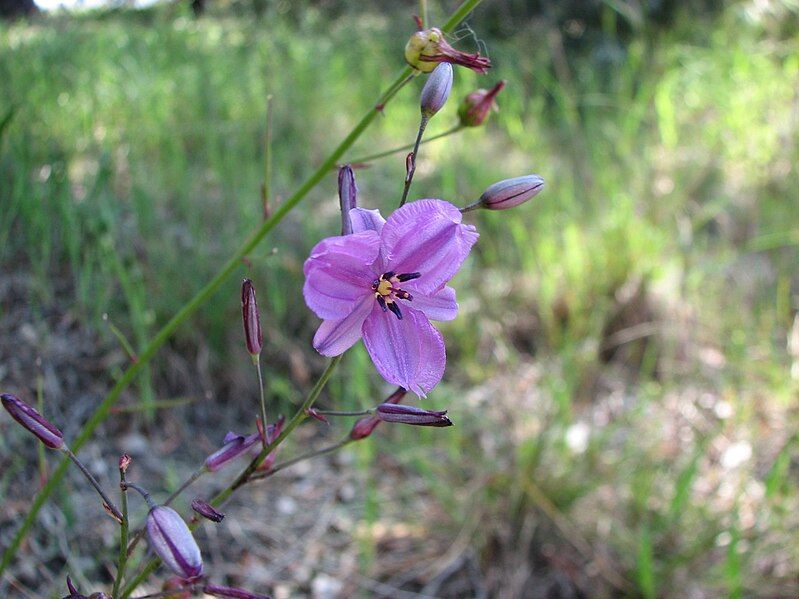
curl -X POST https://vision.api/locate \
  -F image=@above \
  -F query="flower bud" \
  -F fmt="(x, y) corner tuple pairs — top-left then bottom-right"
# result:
(203, 583), (272, 599)
(375, 403), (452, 427)
(205, 431), (260, 472)
(338, 165), (358, 236)
(146, 506), (203, 581)
(254, 415), (285, 471)
(191, 498), (225, 523)
(458, 80), (505, 127)
(405, 27), (491, 74)
(478, 175), (545, 210)
(119, 453), (132, 473)
(2, 393), (64, 449)
(306, 407), (330, 425)
(420, 62), (453, 118)
(241, 279), (263, 357)
(349, 387), (407, 441)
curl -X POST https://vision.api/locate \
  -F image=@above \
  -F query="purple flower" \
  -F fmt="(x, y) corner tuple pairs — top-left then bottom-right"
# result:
(304, 200), (477, 395)
(146, 506), (203, 581)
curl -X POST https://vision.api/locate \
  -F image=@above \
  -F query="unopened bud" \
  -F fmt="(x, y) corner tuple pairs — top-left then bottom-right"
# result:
(420, 62), (453, 118)
(203, 583), (272, 599)
(349, 387), (407, 441)
(405, 27), (491, 74)
(191, 498), (225, 523)
(472, 175), (545, 211)
(205, 431), (260, 472)
(376, 403), (452, 427)
(146, 506), (203, 580)
(119, 453), (132, 473)
(458, 80), (505, 127)
(255, 415), (285, 471)
(241, 279), (263, 357)
(338, 165), (358, 236)
(64, 576), (88, 599)
(2, 393), (64, 449)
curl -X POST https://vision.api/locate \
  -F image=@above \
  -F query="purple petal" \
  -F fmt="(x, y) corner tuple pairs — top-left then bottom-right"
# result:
(303, 231), (379, 319)
(350, 208), (386, 234)
(379, 199), (478, 294)
(313, 296), (372, 356)
(409, 286), (458, 321)
(361, 304), (445, 396)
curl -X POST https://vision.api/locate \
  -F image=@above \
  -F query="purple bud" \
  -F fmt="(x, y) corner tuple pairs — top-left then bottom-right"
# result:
(119, 453), (132, 473)
(203, 583), (272, 599)
(420, 62), (453, 117)
(306, 407), (330, 425)
(2, 393), (64, 449)
(349, 387), (407, 441)
(478, 175), (545, 211)
(205, 432), (260, 472)
(458, 80), (505, 127)
(255, 415), (285, 472)
(146, 506), (204, 581)
(375, 404), (452, 427)
(241, 279), (263, 357)
(338, 165), (358, 235)
(191, 498), (225, 523)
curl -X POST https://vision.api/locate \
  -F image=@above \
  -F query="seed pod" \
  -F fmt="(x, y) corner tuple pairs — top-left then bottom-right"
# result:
(420, 62), (453, 118)
(405, 27), (491, 74)
(477, 175), (545, 211)
(1, 393), (64, 449)
(375, 403), (452, 427)
(241, 279), (263, 357)
(146, 506), (204, 581)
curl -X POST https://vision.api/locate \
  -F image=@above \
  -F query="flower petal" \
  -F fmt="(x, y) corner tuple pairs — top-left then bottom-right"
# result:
(380, 199), (478, 294)
(350, 208), (386, 234)
(362, 304), (445, 396)
(409, 285), (458, 321)
(313, 296), (373, 356)
(303, 230), (379, 319)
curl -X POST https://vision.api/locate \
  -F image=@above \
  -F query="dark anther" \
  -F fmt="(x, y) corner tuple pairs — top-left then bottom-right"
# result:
(383, 271), (395, 280)
(395, 290), (413, 300)
(397, 272), (422, 282)
(387, 302), (403, 320)
(376, 296), (388, 312)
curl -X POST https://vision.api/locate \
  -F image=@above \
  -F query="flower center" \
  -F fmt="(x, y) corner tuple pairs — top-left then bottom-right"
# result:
(370, 271), (421, 320)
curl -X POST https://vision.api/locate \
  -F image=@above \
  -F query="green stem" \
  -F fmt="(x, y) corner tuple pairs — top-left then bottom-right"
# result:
(399, 115), (429, 207)
(121, 355), (343, 598)
(262, 94), (273, 218)
(316, 409), (372, 417)
(255, 357), (268, 440)
(250, 437), (353, 480)
(0, 0), (484, 580)
(63, 447), (123, 522)
(112, 465), (130, 598)
(347, 124), (462, 165)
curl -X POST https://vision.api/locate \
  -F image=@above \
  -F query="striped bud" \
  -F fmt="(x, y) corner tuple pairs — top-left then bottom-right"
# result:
(420, 62), (453, 118)
(2, 393), (64, 449)
(338, 165), (358, 236)
(478, 175), (545, 211)
(241, 279), (263, 357)
(375, 403), (452, 427)
(146, 506), (204, 581)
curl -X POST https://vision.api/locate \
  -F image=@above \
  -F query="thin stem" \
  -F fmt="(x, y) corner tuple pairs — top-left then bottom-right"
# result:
(250, 437), (353, 480)
(255, 357), (268, 441)
(420, 0), (428, 27)
(36, 374), (46, 487)
(0, 0), (484, 580)
(316, 409), (372, 417)
(460, 200), (482, 213)
(347, 124), (462, 165)
(219, 354), (342, 498)
(123, 482), (157, 509)
(62, 447), (123, 522)
(112, 465), (130, 599)
(399, 116), (429, 207)
(121, 355), (344, 598)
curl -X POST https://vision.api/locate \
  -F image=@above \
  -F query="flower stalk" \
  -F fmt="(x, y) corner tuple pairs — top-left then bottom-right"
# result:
(112, 455), (132, 598)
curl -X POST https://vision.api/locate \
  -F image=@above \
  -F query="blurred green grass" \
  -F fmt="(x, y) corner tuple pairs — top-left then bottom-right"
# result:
(1, 0), (799, 596)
